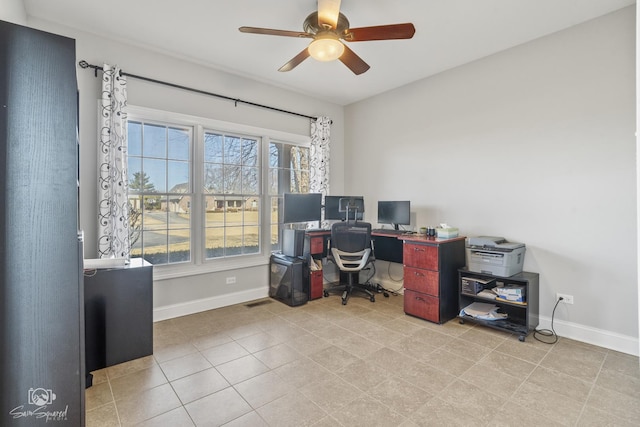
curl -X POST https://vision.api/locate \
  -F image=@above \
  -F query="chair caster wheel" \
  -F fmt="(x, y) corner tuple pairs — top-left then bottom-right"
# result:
(323, 290), (329, 298)
(341, 299), (347, 305)
(383, 292), (389, 298)
(519, 335), (525, 342)
(370, 296), (375, 302)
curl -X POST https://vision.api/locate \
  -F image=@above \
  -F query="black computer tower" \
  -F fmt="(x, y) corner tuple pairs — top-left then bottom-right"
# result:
(269, 255), (309, 306)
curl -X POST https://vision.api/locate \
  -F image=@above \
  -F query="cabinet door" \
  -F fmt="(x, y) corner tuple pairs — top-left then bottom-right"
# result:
(404, 289), (440, 323)
(404, 243), (438, 270)
(309, 236), (324, 255)
(403, 267), (439, 296)
(309, 270), (323, 300)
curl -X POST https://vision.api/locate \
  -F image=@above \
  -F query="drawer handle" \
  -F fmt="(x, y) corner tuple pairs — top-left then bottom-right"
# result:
(415, 296), (425, 302)
(414, 271), (424, 277)
(413, 248), (425, 252)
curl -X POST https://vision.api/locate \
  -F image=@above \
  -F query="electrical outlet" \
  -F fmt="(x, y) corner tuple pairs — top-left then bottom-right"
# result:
(226, 276), (236, 285)
(557, 293), (574, 304)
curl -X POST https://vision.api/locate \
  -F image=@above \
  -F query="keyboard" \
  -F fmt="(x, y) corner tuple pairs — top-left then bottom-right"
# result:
(372, 229), (410, 235)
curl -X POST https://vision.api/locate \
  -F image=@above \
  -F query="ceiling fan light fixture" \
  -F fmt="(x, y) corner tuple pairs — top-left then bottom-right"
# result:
(308, 35), (344, 62)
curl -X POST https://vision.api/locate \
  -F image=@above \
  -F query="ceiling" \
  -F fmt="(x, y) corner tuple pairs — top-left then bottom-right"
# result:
(24, 0), (635, 106)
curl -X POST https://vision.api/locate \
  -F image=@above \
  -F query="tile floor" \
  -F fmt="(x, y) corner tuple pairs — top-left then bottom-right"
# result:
(86, 293), (640, 426)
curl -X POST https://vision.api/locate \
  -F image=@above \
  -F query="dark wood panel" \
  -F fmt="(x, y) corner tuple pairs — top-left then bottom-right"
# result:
(403, 243), (438, 270)
(309, 270), (323, 300)
(403, 267), (439, 296)
(309, 236), (324, 254)
(404, 290), (440, 323)
(0, 20), (83, 425)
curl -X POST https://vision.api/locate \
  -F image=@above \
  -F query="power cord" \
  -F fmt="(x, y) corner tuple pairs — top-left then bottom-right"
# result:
(387, 261), (404, 282)
(533, 296), (562, 344)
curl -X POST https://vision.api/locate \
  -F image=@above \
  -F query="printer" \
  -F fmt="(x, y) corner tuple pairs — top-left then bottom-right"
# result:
(466, 236), (526, 277)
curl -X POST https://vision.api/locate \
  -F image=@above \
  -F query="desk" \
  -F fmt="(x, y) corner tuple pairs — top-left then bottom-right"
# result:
(304, 229), (466, 323)
(304, 229), (402, 302)
(304, 229), (405, 263)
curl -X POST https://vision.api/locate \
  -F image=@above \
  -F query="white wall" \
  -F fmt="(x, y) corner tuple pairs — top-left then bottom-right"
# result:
(637, 0), (640, 359)
(0, 0), (26, 24)
(25, 18), (345, 320)
(346, 7), (638, 354)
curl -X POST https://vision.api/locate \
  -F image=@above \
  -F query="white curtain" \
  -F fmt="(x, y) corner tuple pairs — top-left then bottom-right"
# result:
(97, 64), (130, 259)
(310, 116), (331, 195)
(310, 116), (331, 227)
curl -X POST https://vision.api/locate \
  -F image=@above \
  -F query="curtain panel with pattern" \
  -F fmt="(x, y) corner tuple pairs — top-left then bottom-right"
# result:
(97, 64), (130, 259)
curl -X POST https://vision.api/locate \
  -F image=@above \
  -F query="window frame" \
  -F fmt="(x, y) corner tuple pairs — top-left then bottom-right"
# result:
(126, 105), (310, 280)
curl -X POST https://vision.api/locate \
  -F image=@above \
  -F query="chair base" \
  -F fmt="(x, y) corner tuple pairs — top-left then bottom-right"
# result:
(323, 272), (376, 305)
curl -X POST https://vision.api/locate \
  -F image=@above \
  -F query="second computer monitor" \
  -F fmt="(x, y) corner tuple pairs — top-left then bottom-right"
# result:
(377, 200), (410, 230)
(282, 192), (322, 224)
(325, 195), (364, 221)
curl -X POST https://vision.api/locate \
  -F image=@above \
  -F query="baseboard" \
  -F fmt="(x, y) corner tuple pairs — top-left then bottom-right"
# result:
(153, 287), (268, 322)
(538, 315), (639, 356)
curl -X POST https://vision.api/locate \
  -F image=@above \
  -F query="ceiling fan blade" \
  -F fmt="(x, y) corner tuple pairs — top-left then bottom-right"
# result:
(344, 23), (416, 42)
(239, 26), (311, 38)
(318, 0), (341, 29)
(339, 44), (370, 75)
(278, 49), (311, 72)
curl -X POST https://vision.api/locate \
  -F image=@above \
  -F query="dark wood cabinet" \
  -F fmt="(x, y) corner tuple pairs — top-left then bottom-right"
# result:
(402, 237), (466, 323)
(0, 20), (84, 425)
(84, 259), (154, 379)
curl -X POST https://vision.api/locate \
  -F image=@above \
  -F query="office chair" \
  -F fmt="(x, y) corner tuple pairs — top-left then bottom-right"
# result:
(324, 220), (376, 305)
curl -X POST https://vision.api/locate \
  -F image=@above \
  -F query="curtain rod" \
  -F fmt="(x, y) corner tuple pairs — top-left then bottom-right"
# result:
(78, 60), (317, 121)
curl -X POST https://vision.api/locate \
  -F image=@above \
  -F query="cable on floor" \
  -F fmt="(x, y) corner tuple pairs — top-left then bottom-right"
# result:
(387, 261), (403, 282)
(533, 297), (562, 344)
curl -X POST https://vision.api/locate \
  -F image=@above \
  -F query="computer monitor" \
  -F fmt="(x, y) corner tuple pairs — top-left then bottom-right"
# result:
(282, 193), (322, 224)
(377, 200), (410, 230)
(324, 195), (364, 221)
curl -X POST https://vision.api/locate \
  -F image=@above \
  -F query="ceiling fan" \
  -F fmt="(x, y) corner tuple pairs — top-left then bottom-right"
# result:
(238, 0), (415, 75)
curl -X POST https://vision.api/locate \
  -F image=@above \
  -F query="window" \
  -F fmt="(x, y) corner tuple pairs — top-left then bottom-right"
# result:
(268, 141), (310, 252)
(203, 131), (260, 259)
(126, 107), (310, 271)
(127, 121), (192, 265)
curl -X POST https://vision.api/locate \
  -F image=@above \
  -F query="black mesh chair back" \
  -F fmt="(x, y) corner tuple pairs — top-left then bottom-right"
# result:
(330, 221), (372, 254)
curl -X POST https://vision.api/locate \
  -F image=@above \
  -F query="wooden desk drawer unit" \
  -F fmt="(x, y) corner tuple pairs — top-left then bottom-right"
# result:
(403, 237), (466, 324)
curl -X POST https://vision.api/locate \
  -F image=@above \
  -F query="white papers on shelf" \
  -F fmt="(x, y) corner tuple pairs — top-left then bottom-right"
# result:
(307, 255), (322, 271)
(477, 289), (497, 300)
(460, 302), (507, 321)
